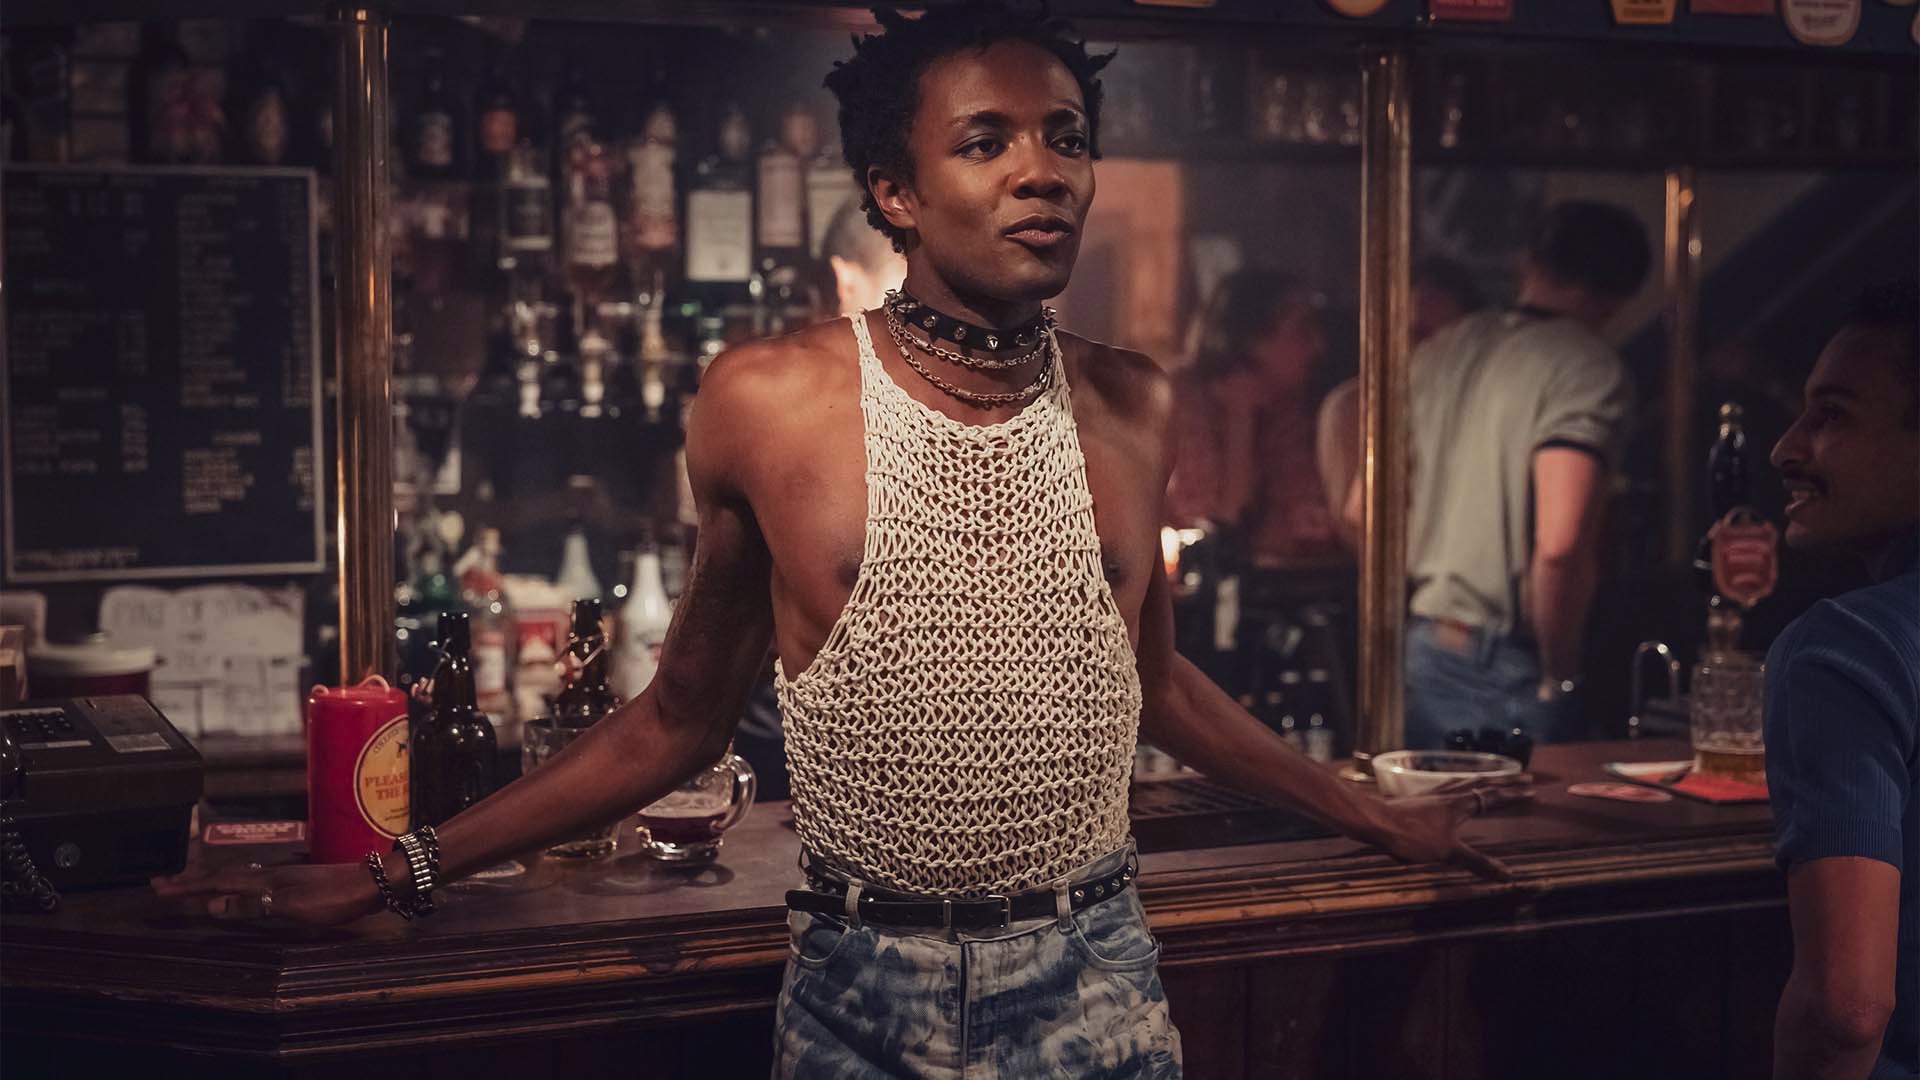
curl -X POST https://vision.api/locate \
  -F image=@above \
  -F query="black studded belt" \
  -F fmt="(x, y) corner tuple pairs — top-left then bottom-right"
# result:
(785, 852), (1140, 932)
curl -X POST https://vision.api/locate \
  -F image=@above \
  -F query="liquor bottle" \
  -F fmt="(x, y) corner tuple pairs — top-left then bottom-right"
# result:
(554, 525), (603, 601)
(1304, 713), (1334, 763)
(1190, 49), (1244, 140)
(564, 139), (620, 306)
(685, 102), (755, 305)
(502, 139), (554, 272)
(611, 539), (672, 703)
(804, 132), (853, 259)
(458, 527), (517, 724)
(624, 98), (680, 290)
(755, 104), (812, 274)
(396, 532), (463, 692)
(410, 46), (458, 180)
(552, 57), (595, 181)
(554, 597), (617, 728)
(409, 610), (500, 829)
(473, 55), (517, 181)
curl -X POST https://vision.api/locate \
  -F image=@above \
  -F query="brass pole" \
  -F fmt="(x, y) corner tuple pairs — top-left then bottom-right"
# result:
(331, 7), (395, 682)
(1662, 167), (1700, 566)
(1353, 47), (1413, 765)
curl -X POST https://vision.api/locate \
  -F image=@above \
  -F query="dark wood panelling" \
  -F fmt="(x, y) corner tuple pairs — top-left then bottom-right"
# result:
(1165, 965), (1249, 1080)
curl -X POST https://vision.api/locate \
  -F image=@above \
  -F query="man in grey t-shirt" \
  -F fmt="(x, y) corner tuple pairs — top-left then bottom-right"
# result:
(1403, 202), (1651, 748)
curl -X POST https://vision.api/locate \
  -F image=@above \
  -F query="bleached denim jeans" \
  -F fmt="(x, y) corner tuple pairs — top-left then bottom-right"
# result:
(773, 844), (1182, 1078)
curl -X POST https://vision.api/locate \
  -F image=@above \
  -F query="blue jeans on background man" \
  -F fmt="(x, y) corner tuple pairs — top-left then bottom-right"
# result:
(1404, 617), (1584, 750)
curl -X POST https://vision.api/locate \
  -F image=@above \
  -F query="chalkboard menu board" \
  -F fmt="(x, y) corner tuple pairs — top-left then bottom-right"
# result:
(3, 165), (324, 582)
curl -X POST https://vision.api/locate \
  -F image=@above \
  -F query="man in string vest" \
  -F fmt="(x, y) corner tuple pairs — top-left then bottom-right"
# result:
(159, 6), (1526, 1074)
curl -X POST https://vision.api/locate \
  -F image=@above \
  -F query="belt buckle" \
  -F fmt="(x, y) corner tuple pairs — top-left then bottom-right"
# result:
(986, 893), (1011, 930)
(942, 894), (1012, 933)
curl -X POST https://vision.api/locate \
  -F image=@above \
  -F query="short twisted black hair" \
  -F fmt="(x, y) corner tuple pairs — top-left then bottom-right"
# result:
(823, 3), (1114, 252)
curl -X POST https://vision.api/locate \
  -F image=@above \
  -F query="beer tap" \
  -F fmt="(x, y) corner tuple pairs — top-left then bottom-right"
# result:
(1628, 640), (1682, 739)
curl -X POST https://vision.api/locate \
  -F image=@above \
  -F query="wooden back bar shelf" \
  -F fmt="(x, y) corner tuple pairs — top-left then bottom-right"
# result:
(3, 739), (1787, 1079)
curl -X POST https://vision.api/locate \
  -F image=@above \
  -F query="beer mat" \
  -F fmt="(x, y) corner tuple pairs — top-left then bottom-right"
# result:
(203, 820), (306, 845)
(1604, 761), (1769, 805)
(1567, 782), (1673, 804)
(469, 859), (527, 882)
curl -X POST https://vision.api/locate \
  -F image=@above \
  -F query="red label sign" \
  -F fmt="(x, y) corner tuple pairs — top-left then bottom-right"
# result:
(1710, 511), (1780, 609)
(204, 821), (306, 846)
(1430, 0), (1514, 20)
(1613, 0), (1678, 21)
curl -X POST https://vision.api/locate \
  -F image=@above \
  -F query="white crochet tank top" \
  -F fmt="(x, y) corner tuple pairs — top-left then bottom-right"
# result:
(772, 313), (1142, 897)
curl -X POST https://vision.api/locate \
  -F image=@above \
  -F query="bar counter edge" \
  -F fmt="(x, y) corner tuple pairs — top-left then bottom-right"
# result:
(0, 738), (1784, 1070)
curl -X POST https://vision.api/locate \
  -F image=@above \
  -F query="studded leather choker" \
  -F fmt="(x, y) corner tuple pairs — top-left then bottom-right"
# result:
(886, 289), (1054, 353)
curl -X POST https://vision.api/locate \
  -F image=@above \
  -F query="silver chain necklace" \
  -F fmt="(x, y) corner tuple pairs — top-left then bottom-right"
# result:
(884, 314), (1053, 408)
(882, 294), (1053, 371)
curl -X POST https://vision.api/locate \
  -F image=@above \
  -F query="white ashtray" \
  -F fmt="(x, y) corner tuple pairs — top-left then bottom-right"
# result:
(1372, 749), (1523, 798)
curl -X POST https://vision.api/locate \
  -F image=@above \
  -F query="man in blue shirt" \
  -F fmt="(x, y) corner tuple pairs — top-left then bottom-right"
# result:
(1766, 281), (1919, 1080)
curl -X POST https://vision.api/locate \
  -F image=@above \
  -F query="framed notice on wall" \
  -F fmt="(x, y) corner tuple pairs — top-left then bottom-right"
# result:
(2, 165), (325, 582)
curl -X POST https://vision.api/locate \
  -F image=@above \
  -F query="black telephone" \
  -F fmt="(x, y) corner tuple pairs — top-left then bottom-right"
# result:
(1, 696), (203, 911)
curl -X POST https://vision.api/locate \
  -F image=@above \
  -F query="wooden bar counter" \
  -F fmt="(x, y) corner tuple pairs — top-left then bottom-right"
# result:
(2, 739), (1786, 1080)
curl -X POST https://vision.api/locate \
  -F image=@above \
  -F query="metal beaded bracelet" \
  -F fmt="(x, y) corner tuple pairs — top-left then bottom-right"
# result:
(392, 828), (442, 911)
(408, 824), (442, 880)
(363, 851), (434, 920)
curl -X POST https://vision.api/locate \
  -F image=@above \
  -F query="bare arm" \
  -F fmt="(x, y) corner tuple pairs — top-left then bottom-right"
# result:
(1314, 381), (1362, 551)
(157, 350), (778, 921)
(1774, 857), (1901, 1080)
(422, 506), (772, 882)
(1137, 563), (1385, 845)
(398, 352), (779, 886)
(1137, 563), (1522, 877)
(1120, 347), (1521, 877)
(1527, 446), (1607, 687)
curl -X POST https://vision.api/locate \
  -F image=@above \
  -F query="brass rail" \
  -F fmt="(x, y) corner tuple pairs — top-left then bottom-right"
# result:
(330, 6), (396, 682)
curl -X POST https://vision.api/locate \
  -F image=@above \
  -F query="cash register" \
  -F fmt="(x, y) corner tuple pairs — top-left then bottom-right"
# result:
(2, 696), (202, 909)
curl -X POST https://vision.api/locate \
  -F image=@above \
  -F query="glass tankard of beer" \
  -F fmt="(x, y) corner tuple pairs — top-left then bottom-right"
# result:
(635, 747), (756, 863)
(1690, 607), (1765, 782)
(522, 719), (621, 858)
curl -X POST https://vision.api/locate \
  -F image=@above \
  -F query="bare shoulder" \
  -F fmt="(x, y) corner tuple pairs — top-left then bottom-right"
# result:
(696, 320), (849, 416)
(1055, 330), (1176, 434)
(687, 318), (857, 489)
